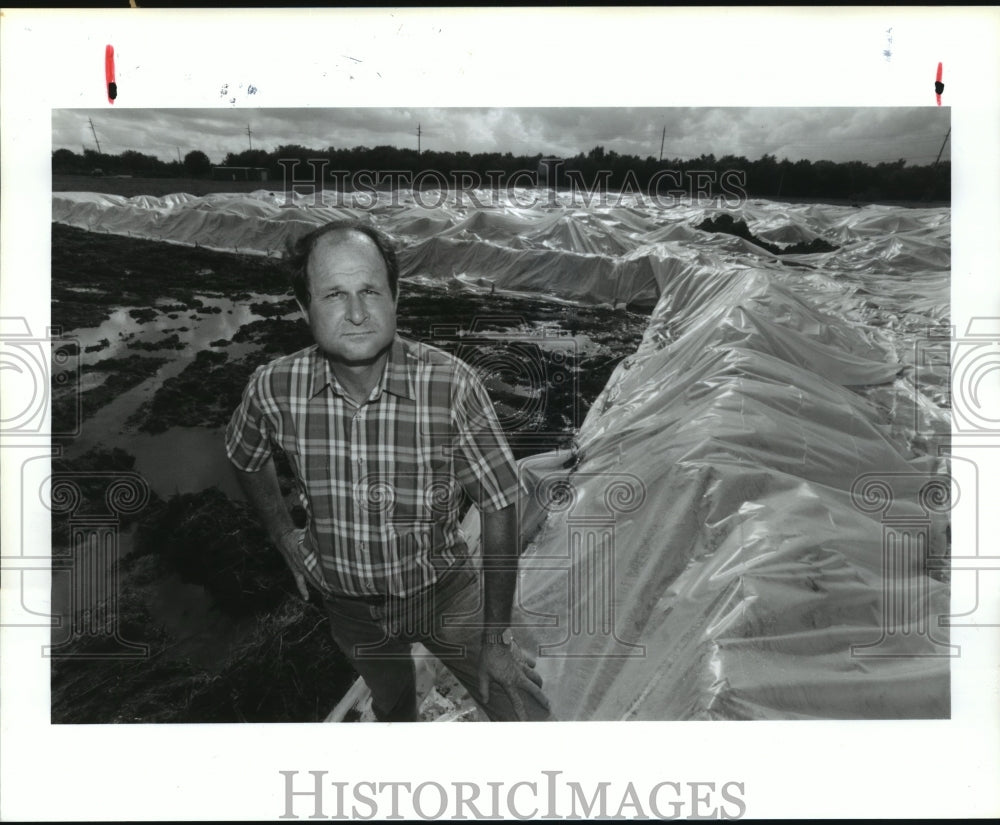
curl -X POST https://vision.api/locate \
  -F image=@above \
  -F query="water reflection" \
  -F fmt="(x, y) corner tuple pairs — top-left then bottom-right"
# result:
(63, 293), (293, 495)
(50, 522), (253, 674)
(73, 293), (296, 367)
(129, 426), (243, 500)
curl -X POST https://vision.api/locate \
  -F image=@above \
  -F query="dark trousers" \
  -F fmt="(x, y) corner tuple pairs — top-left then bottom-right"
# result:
(322, 559), (550, 722)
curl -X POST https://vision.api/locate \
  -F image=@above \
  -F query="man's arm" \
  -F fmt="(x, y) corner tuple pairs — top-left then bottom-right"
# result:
(233, 457), (310, 601)
(450, 364), (548, 718)
(477, 502), (548, 720)
(480, 503), (519, 629)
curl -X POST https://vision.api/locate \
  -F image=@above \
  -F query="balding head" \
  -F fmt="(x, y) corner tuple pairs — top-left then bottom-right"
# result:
(286, 220), (399, 307)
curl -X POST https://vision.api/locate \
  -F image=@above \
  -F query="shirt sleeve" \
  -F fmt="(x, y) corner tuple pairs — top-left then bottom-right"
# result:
(225, 365), (275, 472)
(451, 365), (521, 513)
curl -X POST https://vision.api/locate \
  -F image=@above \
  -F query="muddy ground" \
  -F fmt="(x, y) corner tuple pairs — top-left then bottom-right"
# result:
(49, 222), (647, 723)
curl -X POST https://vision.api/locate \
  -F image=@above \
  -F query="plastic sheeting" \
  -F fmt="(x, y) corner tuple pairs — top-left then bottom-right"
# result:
(513, 261), (951, 720)
(54, 189), (951, 719)
(53, 189), (949, 316)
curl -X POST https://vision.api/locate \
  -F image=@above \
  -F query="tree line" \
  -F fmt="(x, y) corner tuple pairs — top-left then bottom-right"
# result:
(52, 144), (950, 203)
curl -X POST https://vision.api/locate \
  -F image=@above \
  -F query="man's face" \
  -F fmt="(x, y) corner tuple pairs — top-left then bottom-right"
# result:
(298, 230), (397, 366)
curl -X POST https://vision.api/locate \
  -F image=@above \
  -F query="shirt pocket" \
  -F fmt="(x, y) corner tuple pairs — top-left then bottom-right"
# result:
(382, 450), (456, 527)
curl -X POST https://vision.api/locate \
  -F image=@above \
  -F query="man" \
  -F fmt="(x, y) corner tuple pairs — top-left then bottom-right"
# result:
(225, 220), (551, 722)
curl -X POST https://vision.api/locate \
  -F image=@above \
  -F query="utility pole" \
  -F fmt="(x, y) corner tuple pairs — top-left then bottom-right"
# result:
(659, 126), (665, 162)
(247, 124), (254, 152)
(933, 127), (950, 167)
(88, 118), (102, 154)
(417, 123), (421, 155)
(176, 147), (182, 164)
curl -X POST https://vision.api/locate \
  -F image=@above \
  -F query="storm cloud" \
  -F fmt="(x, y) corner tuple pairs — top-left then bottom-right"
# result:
(53, 106), (951, 166)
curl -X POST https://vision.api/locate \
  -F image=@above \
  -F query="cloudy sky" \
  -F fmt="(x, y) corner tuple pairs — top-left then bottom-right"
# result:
(52, 107), (952, 167)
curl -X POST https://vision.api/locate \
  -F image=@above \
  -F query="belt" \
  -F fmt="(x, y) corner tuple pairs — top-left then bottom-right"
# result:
(326, 590), (389, 606)
(323, 557), (473, 606)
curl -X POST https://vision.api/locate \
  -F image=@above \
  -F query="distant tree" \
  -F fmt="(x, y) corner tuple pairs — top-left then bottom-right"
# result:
(119, 149), (173, 177)
(183, 150), (212, 178)
(223, 149), (270, 168)
(56, 137), (946, 203)
(52, 148), (82, 174)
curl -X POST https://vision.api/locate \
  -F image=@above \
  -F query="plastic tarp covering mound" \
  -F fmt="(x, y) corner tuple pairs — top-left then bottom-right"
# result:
(53, 189), (951, 720)
(513, 262), (950, 721)
(53, 189), (949, 314)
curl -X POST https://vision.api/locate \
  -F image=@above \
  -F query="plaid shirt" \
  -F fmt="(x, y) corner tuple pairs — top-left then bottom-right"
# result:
(225, 334), (520, 598)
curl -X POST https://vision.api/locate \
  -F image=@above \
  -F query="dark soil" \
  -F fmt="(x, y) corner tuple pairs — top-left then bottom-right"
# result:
(54, 175), (949, 209)
(51, 353), (169, 435)
(51, 222), (294, 332)
(231, 317), (313, 354)
(54, 174), (290, 198)
(129, 307), (159, 323)
(50, 476), (356, 724)
(396, 289), (646, 456)
(127, 349), (264, 434)
(127, 333), (186, 352)
(250, 298), (299, 317)
(50, 576), (354, 724)
(132, 487), (291, 616)
(50, 446), (156, 548)
(696, 213), (839, 255)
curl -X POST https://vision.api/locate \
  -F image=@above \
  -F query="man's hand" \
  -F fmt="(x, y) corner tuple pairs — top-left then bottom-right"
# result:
(277, 527), (310, 601)
(234, 461), (310, 601)
(477, 637), (549, 721)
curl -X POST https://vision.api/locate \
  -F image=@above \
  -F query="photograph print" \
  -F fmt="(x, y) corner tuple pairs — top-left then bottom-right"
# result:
(46, 105), (953, 724)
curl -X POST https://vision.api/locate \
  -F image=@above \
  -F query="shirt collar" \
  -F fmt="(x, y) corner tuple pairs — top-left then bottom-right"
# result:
(308, 335), (415, 402)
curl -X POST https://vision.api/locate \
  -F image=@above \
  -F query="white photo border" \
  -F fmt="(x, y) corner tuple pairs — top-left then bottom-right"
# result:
(2, 7), (998, 821)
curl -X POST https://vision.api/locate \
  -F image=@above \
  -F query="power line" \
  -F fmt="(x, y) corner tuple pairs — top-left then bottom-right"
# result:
(88, 118), (102, 154)
(934, 127), (951, 167)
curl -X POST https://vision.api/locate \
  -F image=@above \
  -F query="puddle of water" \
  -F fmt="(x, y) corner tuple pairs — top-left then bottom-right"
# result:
(71, 293), (295, 366)
(64, 293), (293, 459)
(51, 522), (254, 674)
(128, 426), (244, 500)
(77, 371), (110, 392)
(65, 356), (187, 456)
(475, 324), (609, 359)
(50, 526), (137, 621)
(52, 294), (296, 678)
(61, 285), (106, 294)
(144, 571), (255, 673)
